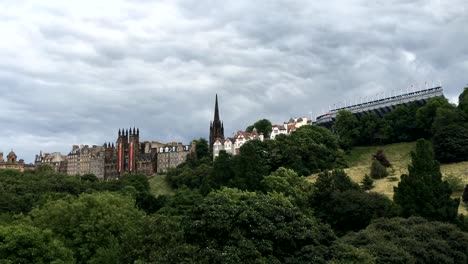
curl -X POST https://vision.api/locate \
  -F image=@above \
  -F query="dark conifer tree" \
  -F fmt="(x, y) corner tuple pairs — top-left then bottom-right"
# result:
(393, 139), (459, 222)
(361, 174), (374, 190)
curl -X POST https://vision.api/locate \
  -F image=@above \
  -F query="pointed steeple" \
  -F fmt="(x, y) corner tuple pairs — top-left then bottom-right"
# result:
(214, 94), (220, 121)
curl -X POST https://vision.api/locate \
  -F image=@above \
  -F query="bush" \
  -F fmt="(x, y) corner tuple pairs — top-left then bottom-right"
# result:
(370, 160), (388, 179)
(444, 174), (465, 192)
(373, 149), (391, 167)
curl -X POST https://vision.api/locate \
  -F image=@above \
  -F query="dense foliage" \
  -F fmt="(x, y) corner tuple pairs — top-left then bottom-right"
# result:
(167, 125), (344, 192)
(333, 88), (468, 164)
(341, 217), (468, 264)
(311, 170), (397, 235)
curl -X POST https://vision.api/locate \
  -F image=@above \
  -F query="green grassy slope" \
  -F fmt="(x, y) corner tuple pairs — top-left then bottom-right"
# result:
(148, 175), (174, 197)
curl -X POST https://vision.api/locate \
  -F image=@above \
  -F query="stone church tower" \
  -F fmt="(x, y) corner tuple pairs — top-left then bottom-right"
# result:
(116, 127), (140, 176)
(209, 94), (224, 149)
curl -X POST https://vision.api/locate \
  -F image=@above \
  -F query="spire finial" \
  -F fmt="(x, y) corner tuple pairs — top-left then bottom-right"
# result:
(214, 94), (220, 121)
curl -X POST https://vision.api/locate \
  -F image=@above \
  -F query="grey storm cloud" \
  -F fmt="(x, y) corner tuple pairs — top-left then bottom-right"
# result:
(0, 0), (467, 162)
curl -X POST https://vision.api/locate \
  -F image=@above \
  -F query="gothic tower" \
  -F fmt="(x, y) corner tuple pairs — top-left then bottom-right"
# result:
(209, 94), (224, 149)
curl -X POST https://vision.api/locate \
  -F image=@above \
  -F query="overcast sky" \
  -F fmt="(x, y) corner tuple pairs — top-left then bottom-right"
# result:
(1, 0), (467, 162)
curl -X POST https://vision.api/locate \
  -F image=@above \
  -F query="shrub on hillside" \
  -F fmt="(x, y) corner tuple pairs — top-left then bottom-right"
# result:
(444, 174), (465, 192)
(370, 160), (388, 179)
(372, 149), (391, 167)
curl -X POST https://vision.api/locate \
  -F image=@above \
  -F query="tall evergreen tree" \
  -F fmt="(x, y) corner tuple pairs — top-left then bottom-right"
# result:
(393, 139), (459, 222)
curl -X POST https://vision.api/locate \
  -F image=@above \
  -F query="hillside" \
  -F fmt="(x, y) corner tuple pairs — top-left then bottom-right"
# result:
(308, 142), (468, 215)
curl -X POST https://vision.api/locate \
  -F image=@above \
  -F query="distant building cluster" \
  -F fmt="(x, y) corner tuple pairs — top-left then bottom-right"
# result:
(213, 129), (265, 158)
(34, 129), (192, 179)
(210, 95), (311, 159)
(0, 150), (28, 172)
(270, 117), (311, 139)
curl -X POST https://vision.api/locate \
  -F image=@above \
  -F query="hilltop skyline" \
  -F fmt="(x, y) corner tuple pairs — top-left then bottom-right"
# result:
(1, 0), (467, 162)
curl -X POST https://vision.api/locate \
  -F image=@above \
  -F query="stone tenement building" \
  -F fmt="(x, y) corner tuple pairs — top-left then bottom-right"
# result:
(209, 94), (224, 151)
(35, 151), (68, 173)
(65, 145), (105, 178)
(156, 142), (191, 173)
(40, 129), (192, 179)
(103, 129), (191, 178)
(0, 150), (25, 172)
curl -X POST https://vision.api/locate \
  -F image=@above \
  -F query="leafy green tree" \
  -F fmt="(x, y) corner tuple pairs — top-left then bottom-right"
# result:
(312, 170), (396, 235)
(119, 174), (150, 193)
(194, 138), (210, 160)
(361, 175), (374, 190)
(370, 160), (388, 179)
(356, 112), (380, 146)
(341, 217), (468, 264)
(212, 150), (234, 188)
(432, 106), (464, 134)
(394, 139), (459, 222)
(334, 110), (359, 149)
(123, 214), (199, 264)
(30, 192), (145, 263)
(433, 124), (468, 163)
(380, 103), (421, 144)
(35, 163), (55, 174)
(282, 125), (342, 175)
(416, 97), (453, 138)
(246, 119), (273, 138)
(230, 140), (270, 191)
(313, 170), (361, 203)
(185, 138), (211, 168)
(185, 188), (337, 263)
(458, 87), (468, 117)
(261, 167), (313, 208)
(328, 243), (375, 264)
(135, 192), (167, 214)
(166, 164), (213, 191)
(0, 224), (74, 264)
(80, 174), (98, 182)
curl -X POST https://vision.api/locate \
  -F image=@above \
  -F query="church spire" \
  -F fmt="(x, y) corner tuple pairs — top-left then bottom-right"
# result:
(214, 94), (220, 121)
(209, 94), (224, 152)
